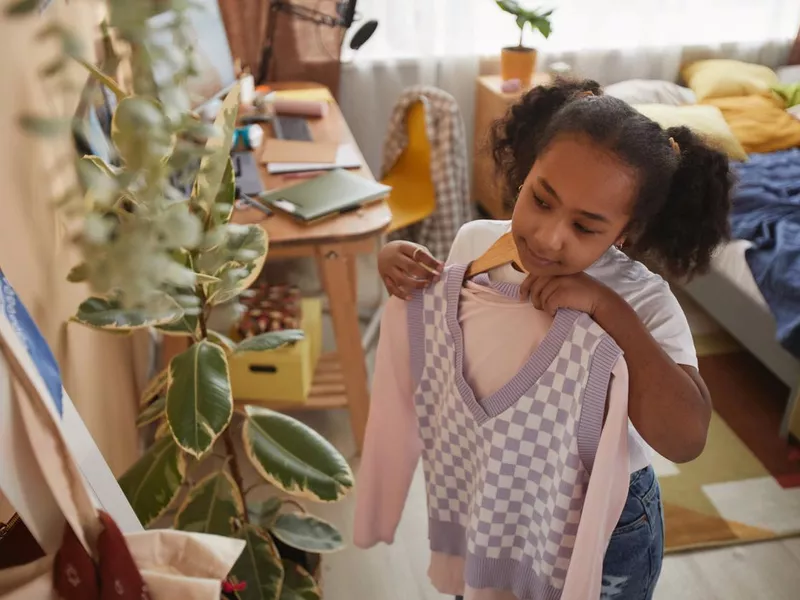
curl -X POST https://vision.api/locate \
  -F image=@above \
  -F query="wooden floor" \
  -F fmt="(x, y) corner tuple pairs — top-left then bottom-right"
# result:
(282, 408), (800, 600)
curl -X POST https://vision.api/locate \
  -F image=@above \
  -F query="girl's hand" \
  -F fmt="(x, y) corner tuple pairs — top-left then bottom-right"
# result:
(378, 241), (444, 300)
(520, 272), (621, 317)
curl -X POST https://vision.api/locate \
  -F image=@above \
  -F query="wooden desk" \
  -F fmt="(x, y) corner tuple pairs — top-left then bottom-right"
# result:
(473, 75), (551, 219)
(233, 82), (391, 452)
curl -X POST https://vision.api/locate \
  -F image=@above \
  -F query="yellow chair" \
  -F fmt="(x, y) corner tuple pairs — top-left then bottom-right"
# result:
(362, 100), (437, 351)
(381, 100), (437, 233)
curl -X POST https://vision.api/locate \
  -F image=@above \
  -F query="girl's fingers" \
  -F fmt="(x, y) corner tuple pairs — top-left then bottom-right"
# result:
(400, 244), (444, 274)
(520, 274), (536, 301)
(383, 276), (412, 300)
(398, 255), (438, 281)
(529, 276), (552, 310)
(392, 266), (437, 290)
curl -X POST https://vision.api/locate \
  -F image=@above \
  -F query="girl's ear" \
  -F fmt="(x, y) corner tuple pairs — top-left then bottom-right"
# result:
(614, 235), (626, 250)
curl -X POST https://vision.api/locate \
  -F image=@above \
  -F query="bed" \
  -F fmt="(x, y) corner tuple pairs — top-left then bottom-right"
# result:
(682, 149), (800, 441)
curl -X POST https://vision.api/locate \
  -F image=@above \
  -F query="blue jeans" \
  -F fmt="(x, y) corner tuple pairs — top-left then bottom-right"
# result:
(455, 466), (664, 600)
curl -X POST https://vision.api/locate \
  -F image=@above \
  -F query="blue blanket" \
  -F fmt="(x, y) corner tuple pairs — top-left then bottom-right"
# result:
(729, 148), (800, 357)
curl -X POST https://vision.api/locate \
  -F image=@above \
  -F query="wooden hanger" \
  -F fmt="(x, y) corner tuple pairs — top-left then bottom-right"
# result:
(465, 231), (527, 277)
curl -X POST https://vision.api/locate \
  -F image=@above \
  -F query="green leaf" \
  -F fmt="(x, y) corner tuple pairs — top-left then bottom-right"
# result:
(166, 341), (233, 458)
(195, 273), (221, 285)
(67, 263), (89, 283)
(136, 396), (165, 428)
(495, 0), (522, 16)
(249, 497), (284, 529)
(80, 154), (117, 177)
(207, 225), (269, 305)
(242, 406), (353, 502)
(74, 55), (126, 101)
(208, 330), (237, 352)
(191, 83), (241, 212)
(230, 524), (284, 600)
(279, 560), (320, 600)
(118, 434), (186, 526)
(235, 330), (304, 354)
(5, 0), (39, 16)
(271, 513), (344, 554)
(72, 297), (181, 331)
(174, 470), (244, 536)
(19, 115), (70, 137)
(156, 313), (200, 337)
(214, 157), (236, 226)
(141, 368), (169, 407)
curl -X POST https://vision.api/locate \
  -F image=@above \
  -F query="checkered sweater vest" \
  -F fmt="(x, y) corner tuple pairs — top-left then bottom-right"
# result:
(407, 264), (622, 599)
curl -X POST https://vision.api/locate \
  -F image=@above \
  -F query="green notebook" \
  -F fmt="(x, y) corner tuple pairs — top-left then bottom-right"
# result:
(259, 169), (392, 224)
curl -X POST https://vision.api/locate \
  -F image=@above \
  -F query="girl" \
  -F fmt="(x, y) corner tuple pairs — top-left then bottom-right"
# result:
(376, 78), (732, 599)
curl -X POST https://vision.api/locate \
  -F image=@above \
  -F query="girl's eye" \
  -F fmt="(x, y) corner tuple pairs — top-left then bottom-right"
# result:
(533, 194), (549, 209)
(574, 222), (598, 235)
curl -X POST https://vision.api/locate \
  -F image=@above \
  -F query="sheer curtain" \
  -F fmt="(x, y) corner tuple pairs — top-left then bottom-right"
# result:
(340, 0), (800, 174)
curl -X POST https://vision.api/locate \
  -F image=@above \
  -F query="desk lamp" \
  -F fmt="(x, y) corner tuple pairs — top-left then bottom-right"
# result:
(258, 0), (378, 84)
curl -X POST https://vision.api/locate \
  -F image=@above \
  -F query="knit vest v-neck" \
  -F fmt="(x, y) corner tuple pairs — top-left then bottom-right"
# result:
(406, 264), (622, 599)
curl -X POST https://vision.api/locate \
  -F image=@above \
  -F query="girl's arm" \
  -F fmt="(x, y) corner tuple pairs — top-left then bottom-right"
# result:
(523, 273), (711, 463)
(593, 292), (711, 463)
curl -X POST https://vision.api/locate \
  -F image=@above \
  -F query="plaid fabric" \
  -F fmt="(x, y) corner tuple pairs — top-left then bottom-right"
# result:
(407, 265), (621, 598)
(382, 86), (473, 260)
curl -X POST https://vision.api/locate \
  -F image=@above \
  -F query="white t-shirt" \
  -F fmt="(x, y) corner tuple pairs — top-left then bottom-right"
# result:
(446, 219), (698, 473)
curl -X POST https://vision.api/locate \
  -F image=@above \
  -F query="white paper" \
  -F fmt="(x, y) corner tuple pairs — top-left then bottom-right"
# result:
(267, 143), (362, 174)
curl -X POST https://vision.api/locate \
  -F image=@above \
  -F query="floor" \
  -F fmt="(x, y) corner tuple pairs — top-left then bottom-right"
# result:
(267, 254), (800, 599)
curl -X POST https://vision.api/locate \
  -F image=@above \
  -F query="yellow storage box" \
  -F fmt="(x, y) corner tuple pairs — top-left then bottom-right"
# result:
(229, 297), (322, 404)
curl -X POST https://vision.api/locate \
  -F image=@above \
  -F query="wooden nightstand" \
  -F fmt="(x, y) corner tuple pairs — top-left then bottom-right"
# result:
(472, 74), (552, 219)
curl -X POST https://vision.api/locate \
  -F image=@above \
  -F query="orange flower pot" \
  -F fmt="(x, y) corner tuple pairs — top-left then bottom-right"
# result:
(500, 46), (538, 88)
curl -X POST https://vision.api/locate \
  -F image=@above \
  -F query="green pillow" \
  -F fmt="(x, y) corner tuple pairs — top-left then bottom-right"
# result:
(772, 83), (800, 108)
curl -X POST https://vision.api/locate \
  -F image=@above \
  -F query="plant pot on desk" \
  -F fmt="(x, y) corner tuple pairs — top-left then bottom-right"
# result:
(500, 46), (538, 87)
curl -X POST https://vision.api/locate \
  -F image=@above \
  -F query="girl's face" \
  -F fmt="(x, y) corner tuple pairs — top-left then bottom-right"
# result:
(511, 134), (637, 277)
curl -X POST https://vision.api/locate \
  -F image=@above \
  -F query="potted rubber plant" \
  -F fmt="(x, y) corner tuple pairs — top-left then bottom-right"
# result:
(8, 0), (352, 598)
(496, 0), (553, 86)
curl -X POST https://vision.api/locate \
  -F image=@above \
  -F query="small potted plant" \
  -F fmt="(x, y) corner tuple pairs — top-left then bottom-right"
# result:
(496, 1), (553, 87)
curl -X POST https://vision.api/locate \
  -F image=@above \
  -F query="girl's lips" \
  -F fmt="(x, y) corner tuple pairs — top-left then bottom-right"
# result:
(520, 238), (558, 266)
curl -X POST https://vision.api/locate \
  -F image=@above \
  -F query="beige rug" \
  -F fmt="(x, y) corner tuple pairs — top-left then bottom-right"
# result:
(659, 291), (800, 552)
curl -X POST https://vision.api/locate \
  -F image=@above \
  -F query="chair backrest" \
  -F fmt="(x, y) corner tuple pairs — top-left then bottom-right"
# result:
(381, 101), (437, 233)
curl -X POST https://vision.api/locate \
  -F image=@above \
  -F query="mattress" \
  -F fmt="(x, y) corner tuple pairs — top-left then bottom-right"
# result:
(710, 239), (768, 310)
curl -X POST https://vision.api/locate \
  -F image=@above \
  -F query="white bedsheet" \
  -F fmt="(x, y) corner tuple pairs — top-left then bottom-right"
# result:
(710, 239), (768, 309)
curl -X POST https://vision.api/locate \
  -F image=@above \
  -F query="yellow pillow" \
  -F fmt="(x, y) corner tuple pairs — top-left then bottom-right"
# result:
(682, 59), (779, 101)
(704, 93), (800, 154)
(632, 103), (748, 161)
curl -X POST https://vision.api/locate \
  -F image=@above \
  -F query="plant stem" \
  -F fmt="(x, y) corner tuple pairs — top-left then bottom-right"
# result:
(223, 426), (250, 523)
(519, 24), (524, 48)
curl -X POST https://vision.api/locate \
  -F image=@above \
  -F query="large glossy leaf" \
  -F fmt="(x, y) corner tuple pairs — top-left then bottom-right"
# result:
(242, 406), (353, 502)
(72, 297), (181, 331)
(136, 396), (165, 428)
(156, 313), (200, 337)
(230, 525), (284, 600)
(166, 341), (233, 458)
(118, 435), (186, 526)
(279, 560), (320, 600)
(235, 330), (304, 354)
(174, 470), (243, 536)
(213, 157), (236, 226)
(270, 513), (344, 553)
(208, 330), (236, 353)
(249, 497), (284, 529)
(192, 83), (241, 212)
(207, 225), (268, 306)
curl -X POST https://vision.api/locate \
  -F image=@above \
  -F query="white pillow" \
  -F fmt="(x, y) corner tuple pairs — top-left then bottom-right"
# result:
(777, 65), (800, 84)
(605, 79), (696, 106)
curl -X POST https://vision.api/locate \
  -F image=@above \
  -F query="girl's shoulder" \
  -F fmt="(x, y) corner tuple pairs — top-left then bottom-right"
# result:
(447, 219), (511, 264)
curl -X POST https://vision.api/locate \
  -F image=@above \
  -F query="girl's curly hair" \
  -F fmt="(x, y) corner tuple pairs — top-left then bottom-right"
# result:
(490, 77), (733, 280)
